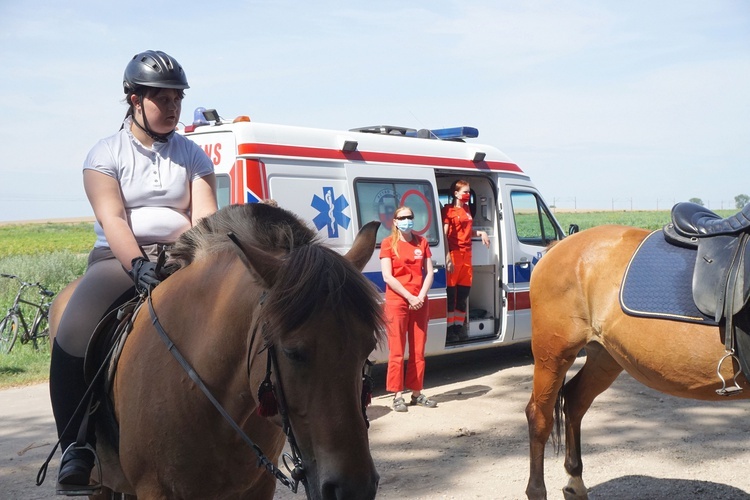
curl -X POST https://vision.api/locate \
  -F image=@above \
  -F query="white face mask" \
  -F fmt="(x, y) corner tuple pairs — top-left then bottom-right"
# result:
(396, 218), (414, 233)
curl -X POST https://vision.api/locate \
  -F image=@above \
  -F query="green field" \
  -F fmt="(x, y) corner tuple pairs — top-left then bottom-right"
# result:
(0, 222), (94, 388)
(0, 210), (737, 388)
(552, 209), (734, 233)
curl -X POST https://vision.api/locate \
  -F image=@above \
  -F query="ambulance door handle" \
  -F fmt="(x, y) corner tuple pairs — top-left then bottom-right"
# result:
(516, 257), (530, 269)
(432, 260), (443, 274)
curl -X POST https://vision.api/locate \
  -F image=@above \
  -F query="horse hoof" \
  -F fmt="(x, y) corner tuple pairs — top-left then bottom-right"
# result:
(563, 476), (588, 500)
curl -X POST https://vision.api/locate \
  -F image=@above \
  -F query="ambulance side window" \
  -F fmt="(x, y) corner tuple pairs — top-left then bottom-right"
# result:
(354, 180), (439, 246)
(510, 191), (562, 246)
(215, 174), (231, 210)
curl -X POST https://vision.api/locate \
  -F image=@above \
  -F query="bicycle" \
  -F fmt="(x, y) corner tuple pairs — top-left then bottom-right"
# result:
(0, 273), (55, 354)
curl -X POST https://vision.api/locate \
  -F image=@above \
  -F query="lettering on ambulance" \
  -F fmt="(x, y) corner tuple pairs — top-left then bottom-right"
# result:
(201, 143), (222, 166)
(311, 187), (351, 238)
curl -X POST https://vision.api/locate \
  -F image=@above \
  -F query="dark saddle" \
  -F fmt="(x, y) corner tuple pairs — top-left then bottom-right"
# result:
(84, 298), (140, 390)
(663, 202), (750, 394)
(82, 297), (142, 452)
(671, 202), (750, 237)
(664, 202), (750, 323)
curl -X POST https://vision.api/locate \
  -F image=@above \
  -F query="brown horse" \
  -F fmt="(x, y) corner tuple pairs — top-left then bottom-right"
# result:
(525, 224), (750, 500)
(50, 203), (384, 499)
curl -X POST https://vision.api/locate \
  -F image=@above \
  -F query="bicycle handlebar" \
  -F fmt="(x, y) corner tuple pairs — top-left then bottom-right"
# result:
(1, 273), (55, 297)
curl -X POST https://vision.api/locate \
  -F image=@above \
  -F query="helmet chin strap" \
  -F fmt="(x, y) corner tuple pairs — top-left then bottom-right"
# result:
(133, 95), (173, 143)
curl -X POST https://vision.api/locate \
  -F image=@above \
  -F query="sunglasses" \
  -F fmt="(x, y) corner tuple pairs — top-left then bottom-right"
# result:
(394, 215), (414, 220)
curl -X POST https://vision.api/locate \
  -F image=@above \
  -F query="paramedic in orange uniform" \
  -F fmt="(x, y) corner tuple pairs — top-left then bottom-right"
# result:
(380, 206), (437, 412)
(443, 180), (489, 343)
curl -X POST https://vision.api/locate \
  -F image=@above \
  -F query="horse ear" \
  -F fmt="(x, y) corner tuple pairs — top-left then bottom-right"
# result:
(227, 232), (281, 288)
(344, 221), (380, 271)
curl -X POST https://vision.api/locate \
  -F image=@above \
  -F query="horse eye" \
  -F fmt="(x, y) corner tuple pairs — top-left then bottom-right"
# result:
(282, 347), (308, 363)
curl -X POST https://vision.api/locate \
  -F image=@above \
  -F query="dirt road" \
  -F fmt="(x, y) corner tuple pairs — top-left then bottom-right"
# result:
(2, 344), (750, 499)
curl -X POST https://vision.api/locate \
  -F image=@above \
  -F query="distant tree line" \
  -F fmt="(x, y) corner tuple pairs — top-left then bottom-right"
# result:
(688, 194), (749, 209)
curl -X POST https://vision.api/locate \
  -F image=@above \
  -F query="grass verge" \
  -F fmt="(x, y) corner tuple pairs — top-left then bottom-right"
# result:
(0, 342), (51, 389)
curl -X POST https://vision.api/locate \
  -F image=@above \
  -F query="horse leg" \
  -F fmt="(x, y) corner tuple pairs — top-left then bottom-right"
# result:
(560, 343), (623, 500)
(526, 350), (578, 500)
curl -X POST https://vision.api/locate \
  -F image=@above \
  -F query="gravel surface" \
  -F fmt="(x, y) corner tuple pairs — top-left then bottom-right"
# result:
(2, 343), (750, 499)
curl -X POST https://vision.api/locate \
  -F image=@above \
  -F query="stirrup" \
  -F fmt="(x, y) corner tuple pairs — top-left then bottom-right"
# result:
(715, 350), (743, 396)
(56, 443), (102, 496)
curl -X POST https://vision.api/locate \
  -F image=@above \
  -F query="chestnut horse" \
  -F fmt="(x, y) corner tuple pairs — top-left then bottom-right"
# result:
(49, 203), (384, 499)
(525, 224), (750, 500)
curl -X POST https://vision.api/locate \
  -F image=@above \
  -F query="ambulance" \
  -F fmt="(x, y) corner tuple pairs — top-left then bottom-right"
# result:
(180, 108), (567, 363)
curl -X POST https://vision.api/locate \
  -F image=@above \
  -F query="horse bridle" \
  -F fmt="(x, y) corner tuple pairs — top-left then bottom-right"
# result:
(249, 290), (307, 489)
(147, 294), (311, 496)
(148, 289), (374, 496)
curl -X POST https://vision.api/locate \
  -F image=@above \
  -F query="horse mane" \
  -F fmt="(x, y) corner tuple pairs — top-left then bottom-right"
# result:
(170, 203), (318, 266)
(264, 242), (385, 344)
(171, 203), (385, 345)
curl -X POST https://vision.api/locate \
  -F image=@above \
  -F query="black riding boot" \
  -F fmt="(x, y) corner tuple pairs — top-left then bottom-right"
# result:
(49, 339), (96, 487)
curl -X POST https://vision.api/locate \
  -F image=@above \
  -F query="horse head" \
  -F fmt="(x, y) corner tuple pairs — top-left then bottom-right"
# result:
(223, 214), (384, 499)
(67, 204), (386, 500)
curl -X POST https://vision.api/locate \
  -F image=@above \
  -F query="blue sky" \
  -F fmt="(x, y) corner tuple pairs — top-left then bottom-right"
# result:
(1, 1), (748, 222)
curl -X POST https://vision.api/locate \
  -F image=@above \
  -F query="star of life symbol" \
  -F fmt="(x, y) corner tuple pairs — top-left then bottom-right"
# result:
(311, 187), (351, 238)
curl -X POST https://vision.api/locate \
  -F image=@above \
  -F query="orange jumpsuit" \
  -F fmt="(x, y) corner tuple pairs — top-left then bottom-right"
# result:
(380, 236), (431, 392)
(442, 204), (474, 328)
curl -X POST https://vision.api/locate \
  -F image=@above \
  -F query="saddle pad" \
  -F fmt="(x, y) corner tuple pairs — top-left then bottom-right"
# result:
(620, 230), (718, 325)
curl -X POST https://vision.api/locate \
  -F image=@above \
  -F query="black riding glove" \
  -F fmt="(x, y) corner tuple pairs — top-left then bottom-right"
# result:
(129, 257), (161, 294)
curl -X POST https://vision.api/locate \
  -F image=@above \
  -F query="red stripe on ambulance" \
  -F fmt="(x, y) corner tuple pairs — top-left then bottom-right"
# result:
(508, 291), (531, 311)
(237, 143), (522, 173)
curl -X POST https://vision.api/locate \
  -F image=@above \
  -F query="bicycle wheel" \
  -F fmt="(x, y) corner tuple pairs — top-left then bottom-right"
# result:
(0, 314), (20, 354)
(31, 315), (50, 351)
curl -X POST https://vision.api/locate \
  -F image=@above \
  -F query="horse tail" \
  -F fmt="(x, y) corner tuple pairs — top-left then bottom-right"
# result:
(550, 376), (566, 455)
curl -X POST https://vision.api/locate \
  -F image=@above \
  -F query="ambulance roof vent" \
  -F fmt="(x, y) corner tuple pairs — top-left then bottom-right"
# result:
(349, 125), (479, 142)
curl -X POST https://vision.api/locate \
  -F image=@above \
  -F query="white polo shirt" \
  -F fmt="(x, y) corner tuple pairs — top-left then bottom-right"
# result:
(83, 117), (214, 248)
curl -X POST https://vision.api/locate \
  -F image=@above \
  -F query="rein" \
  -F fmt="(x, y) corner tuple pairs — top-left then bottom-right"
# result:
(146, 293), (307, 495)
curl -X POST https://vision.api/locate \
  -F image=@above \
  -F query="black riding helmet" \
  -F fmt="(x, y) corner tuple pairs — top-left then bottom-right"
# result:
(123, 50), (188, 143)
(123, 50), (189, 93)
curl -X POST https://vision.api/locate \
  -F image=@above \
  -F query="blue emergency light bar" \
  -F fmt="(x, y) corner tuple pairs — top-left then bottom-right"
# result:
(428, 127), (479, 140)
(352, 124), (479, 140)
(404, 126), (479, 140)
